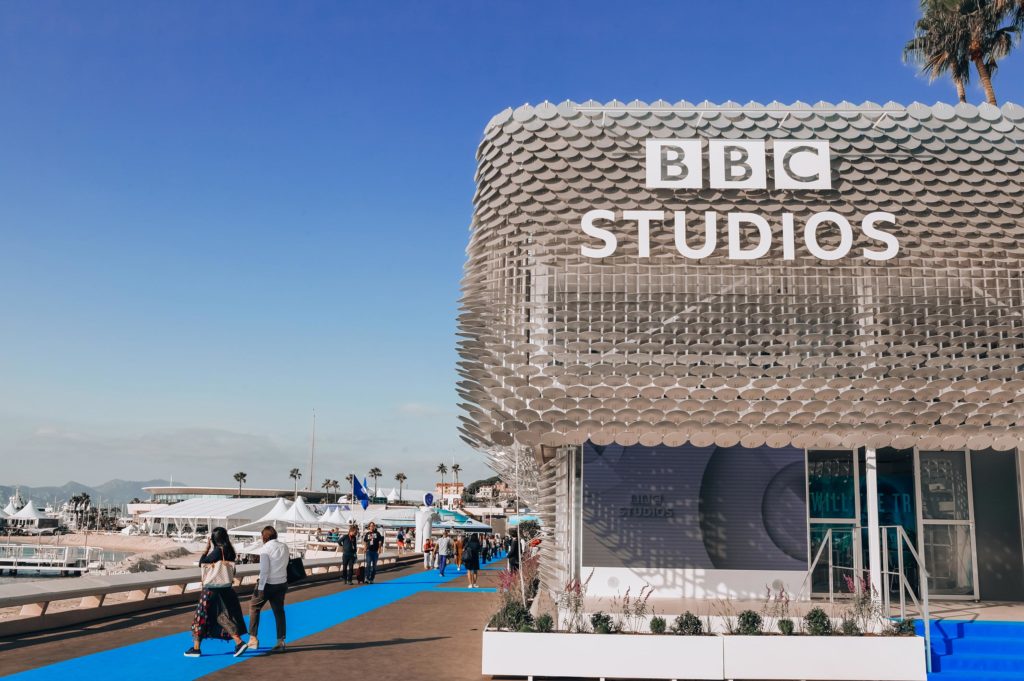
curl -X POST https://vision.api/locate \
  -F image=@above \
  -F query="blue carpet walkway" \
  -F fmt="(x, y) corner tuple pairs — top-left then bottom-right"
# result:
(9, 554), (506, 681)
(918, 619), (1024, 681)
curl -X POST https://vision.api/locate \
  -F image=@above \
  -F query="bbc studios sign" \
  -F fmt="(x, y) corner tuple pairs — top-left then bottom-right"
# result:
(580, 139), (900, 261)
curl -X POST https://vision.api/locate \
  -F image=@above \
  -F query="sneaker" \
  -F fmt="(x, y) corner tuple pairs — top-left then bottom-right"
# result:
(183, 647), (201, 658)
(246, 638), (259, 651)
(271, 640), (286, 653)
(233, 641), (247, 657)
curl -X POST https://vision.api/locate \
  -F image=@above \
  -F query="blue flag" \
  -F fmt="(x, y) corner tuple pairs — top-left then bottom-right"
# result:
(353, 475), (370, 510)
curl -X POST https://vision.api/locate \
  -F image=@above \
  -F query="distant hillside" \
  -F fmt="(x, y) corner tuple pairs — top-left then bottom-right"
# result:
(0, 479), (178, 506)
(465, 475), (501, 495)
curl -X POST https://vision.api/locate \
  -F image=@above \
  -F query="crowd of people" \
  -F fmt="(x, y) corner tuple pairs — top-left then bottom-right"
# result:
(421, 530), (520, 588)
(183, 524), (527, 657)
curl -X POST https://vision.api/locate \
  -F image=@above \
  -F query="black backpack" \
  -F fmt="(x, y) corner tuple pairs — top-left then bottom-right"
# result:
(286, 556), (306, 584)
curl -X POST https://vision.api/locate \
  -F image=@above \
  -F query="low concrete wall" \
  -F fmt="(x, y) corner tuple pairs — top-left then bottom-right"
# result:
(0, 552), (420, 637)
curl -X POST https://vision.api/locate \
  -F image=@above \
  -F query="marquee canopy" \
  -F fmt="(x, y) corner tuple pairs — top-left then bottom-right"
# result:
(141, 497), (278, 526)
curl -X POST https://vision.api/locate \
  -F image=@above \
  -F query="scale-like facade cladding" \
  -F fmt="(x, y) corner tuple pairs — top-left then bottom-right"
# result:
(457, 101), (1024, 461)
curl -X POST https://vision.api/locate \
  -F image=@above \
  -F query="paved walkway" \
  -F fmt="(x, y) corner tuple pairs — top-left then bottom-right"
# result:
(0, 555), (504, 681)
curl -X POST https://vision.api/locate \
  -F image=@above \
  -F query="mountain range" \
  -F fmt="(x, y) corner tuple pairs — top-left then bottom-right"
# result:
(0, 479), (178, 507)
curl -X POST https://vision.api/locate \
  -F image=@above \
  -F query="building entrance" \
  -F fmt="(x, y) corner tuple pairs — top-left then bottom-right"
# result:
(808, 447), (1024, 601)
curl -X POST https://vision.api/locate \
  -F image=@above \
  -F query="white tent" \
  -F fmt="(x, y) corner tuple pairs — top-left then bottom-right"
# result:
(3, 500), (19, 516)
(321, 507), (350, 527)
(0, 507), (9, 521)
(13, 501), (46, 520)
(255, 497), (293, 523)
(140, 497), (278, 536)
(279, 496), (321, 525)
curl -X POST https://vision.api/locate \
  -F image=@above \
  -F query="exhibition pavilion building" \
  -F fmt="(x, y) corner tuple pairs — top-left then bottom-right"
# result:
(457, 100), (1024, 604)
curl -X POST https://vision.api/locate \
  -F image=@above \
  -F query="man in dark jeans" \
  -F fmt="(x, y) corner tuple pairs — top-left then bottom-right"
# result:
(363, 521), (384, 584)
(248, 526), (290, 653)
(338, 524), (359, 585)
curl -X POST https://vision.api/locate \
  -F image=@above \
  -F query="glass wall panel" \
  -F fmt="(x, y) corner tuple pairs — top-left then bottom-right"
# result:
(809, 523), (859, 594)
(919, 451), (971, 521)
(808, 450), (857, 520)
(923, 524), (975, 596)
(918, 450), (977, 597)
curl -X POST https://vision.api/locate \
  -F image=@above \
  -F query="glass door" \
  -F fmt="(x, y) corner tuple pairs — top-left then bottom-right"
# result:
(859, 448), (919, 597)
(807, 449), (861, 595)
(915, 450), (979, 599)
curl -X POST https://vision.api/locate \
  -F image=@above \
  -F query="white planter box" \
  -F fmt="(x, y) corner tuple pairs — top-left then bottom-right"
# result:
(723, 635), (927, 681)
(483, 630), (926, 681)
(482, 630), (724, 679)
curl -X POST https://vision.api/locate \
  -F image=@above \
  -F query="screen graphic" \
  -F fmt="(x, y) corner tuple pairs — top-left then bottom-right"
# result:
(582, 442), (807, 570)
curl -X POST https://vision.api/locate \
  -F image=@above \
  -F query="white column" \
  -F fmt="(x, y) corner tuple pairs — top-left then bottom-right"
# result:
(864, 447), (882, 601)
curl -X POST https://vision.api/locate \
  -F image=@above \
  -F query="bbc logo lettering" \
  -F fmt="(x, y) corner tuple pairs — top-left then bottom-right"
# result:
(645, 139), (832, 191)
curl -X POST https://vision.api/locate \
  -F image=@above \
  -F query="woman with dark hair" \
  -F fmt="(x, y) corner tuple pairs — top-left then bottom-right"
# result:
(184, 527), (248, 658)
(463, 532), (482, 589)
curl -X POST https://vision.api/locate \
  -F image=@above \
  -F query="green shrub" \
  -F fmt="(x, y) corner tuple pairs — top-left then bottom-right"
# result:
(889, 618), (917, 636)
(488, 600), (533, 631)
(671, 611), (703, 635)
(778, 618), (795, 636)
(804, 607), (832, 636)
(737, 610), (763, 635)
(590, 611), (615, 634)
(649, 616), (667, 634)
(534, 613), (554, 633)
(840, 616), (861, 636)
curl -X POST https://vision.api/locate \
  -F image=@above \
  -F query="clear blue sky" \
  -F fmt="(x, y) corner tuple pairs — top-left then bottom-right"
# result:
(1, 1), (1021, 491)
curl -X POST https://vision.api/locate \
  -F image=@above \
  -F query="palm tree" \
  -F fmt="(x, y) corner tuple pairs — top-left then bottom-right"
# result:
(289, 468), (303, 499)
(368, 467), (383, 498)
(394, 472), (407, 502)
(74, 493), (92, 529)
(436, 463), (448, 506)
(911, 0), (1021, 105)
(321, 478), (333, 503)
(451, 463), (462, 484)
(233, 471), (247, 498)
(330, 479), (340, 503)
(344, 474), (355, 502)
(905, 10), (972, 101)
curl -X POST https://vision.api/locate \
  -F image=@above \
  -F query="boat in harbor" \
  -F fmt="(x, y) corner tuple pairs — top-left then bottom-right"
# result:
(0, 543), (106, 577)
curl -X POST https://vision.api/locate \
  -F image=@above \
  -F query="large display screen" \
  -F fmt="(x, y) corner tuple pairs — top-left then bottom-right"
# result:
(582, 442), (807, 570)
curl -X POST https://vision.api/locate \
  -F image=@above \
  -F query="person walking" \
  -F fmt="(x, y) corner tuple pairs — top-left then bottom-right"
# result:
(184, 527), (247, 658)
(436, 529), (452, 577)
(363, 521), (384, 584)
(507, 533), (521, 572)
(464, 532), (482, 588)
(247, 526), (289, 653)
(396, 528), (406, 557)
(422, 535), (435, 570)
(339, 524), (359, 585)
(454, 532), (465, 572)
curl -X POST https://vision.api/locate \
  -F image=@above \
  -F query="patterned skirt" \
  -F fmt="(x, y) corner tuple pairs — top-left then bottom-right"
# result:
(191, 587), (247, 640)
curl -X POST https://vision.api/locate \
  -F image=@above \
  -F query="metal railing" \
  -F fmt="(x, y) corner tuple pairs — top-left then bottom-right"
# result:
(879, 525), (932, 674)
(796, 525), (932, 674)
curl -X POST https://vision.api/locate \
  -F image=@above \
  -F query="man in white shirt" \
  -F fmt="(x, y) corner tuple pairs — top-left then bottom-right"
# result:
(436, 529), (453, 577)
(247, 526), (290, 652)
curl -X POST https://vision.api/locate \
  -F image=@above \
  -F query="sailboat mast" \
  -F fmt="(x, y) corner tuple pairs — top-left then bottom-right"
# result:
(308, 408), (316, 491)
